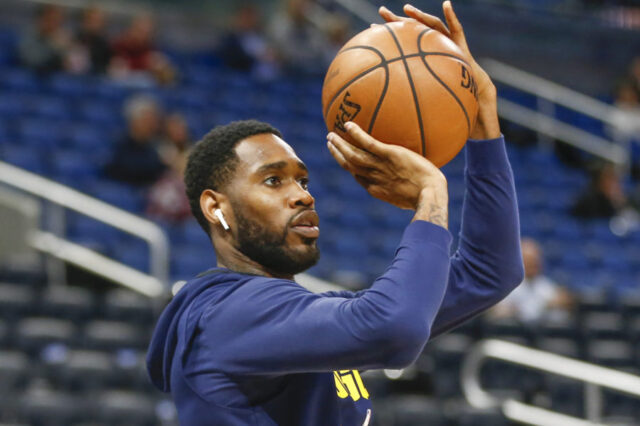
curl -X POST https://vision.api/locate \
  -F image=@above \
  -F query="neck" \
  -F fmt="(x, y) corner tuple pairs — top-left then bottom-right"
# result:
(213, 238), (294, 281)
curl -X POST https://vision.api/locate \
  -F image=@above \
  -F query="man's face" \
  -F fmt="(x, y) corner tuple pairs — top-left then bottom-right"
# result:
(225, 133), (320, 277)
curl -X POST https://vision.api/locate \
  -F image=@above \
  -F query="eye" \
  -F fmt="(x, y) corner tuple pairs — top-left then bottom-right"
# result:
(264, 176), (281, 186)
(298, 177), (310, 191)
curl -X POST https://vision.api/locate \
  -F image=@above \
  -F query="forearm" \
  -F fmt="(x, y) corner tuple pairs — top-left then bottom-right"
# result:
(430, 136), (524, 336)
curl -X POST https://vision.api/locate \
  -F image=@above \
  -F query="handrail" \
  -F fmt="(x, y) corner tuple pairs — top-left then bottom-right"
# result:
(462, 339), (640, 424)
(30, 231), (165, 297)
(482, 59), (620, 126)
(0, 161), (169, 287)
(497, 99), (627, 165)
(481, 58), (632, 167)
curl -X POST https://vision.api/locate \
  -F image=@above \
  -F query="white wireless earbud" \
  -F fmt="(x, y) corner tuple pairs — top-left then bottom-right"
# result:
(214, 209), (230, 231)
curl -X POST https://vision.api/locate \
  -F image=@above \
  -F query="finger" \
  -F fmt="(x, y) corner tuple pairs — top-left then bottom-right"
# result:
(442, 1), (470, 54)
(343, 122), (390, 158)
(404, 4), (451, 37)
(379, 6), (411, 23)
(328, 131), (375, 168)
(328, 140), (361, 174)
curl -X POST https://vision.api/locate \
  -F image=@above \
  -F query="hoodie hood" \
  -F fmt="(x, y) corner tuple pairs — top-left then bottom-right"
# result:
(146, 268), (236, 392)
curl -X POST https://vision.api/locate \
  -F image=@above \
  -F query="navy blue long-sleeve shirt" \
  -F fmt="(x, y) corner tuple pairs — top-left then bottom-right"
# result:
(147, 136), (524, 425)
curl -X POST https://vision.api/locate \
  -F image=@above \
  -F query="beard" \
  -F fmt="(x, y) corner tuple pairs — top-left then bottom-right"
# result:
(231, 203), (320, 277)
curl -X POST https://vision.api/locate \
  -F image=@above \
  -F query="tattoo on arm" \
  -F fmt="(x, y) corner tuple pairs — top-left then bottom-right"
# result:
(426, 204), (448, 229)
(414, 197), (448, 228)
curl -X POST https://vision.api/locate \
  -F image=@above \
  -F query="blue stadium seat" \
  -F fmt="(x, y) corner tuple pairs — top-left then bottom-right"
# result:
(589, 222), (620, 243)
(46, 73), (92, 98)
(87, 180), (145, 213)
(16, 317), (76, 355)
(103, 289), (155, 323)
(587, 339), (634, 368)
(19, 385), (82, 425)
(28, 96), (71, 121)
(0, 68), (40, 93)
(113, 242), (150, 272)
(0, 283), (35, 322)
(77, 100), (124, 127)
(17, 118), (66, 151)
(52, 349), (114, 391)
(51, 150), (99, 181)
(91, 79), (131, 103)
(0, 350), (28, 393)
(167, 87), (210, 111)
(1, 144), (48, 175)
(0, 93), (29, 118)
(67, 213), (121, 248)
(0, 30), (17, 66)
(66, 124), (112, 161)
(171, 246), (215, 279)
(39, 285), (95, 322)
(83, 320), (145, 351)
(95, 390), (156, 425)
(183, 64), (218, 87)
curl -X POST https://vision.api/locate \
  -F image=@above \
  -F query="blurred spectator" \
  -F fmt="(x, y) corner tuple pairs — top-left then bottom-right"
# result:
(110, 14), (176, 85)
(268, 0), (326, 75)
(614, 79), (640, 109)
(570, 163), (631, 219)
(610, 80), (640, 179)
(322, 15), (350, 65)
(147, 114), (192, 223)
(218, 4), (280, 79)
(629, 56), (640, 98)
(19, 4), (71, 74)
(491, 238), (574, 324)
(68, 6), (112, 74)
(105, 95), (166, 186)
(158, 113), (191, 167)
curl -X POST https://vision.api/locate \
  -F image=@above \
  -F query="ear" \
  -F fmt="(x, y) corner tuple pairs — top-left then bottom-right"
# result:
(200, 189), (231, 234)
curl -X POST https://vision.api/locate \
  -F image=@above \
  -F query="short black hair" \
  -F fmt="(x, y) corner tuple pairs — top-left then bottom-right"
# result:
(184, 119), (282, 234)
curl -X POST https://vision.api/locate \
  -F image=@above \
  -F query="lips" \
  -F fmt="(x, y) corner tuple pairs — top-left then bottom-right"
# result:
(290, 210), (320, 238)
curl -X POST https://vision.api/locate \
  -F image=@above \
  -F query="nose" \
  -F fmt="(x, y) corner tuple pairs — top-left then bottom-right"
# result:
(289, 184), (314, 209)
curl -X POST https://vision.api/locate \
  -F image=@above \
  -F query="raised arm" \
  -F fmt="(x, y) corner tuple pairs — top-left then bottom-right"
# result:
(380, 2), (523, 335)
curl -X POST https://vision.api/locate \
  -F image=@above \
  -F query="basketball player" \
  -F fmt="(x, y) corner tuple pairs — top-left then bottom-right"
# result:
(147, 2), (524, 425)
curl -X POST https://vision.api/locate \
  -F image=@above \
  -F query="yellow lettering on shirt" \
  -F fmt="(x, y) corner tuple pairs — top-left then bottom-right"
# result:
(334, 370), (369, 401)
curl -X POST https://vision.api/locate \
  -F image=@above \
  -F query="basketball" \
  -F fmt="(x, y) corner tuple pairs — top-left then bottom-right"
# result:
(322, 20), (479, 167)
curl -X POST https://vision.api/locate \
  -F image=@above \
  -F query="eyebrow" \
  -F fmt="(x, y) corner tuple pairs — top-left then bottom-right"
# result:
(256, 160), (308, 174)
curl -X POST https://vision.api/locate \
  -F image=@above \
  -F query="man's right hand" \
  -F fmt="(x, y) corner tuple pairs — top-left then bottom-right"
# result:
(327, 122), (448, 228)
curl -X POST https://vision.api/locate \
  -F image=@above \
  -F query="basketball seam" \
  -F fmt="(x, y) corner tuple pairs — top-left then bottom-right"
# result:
(324, 49), (469, 120)
(417, 29), (471, 135)
(324, 41), (471, 139)
(383, 24), (427, 157)
(323, 45), (387, 119)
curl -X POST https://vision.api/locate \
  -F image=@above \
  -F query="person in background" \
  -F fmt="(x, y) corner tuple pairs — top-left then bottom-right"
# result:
(19, 4), (71, 74)
(491, 238), (573, 324)
(218, 4), (280, 80)
(147, 114), (193, 223)
(69, 5), (112, 74)
(626, 56), (640, 99)
(268, 0), (326, 75)
(322, 15), (351, 67)
(105, 95), (166, 186)
(158, 113), (191, 166)
(110, 14), (176, 85)
(570, 163), (632, 219)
